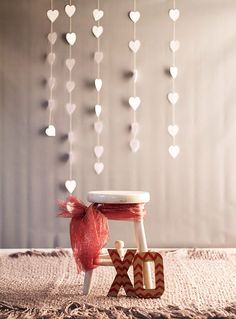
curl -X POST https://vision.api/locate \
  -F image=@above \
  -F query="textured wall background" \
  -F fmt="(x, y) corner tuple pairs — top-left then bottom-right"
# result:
(0, 0), (235, 248)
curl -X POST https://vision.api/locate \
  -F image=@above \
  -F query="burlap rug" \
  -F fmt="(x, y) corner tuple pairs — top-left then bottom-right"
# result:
(0, 249), (235, 319)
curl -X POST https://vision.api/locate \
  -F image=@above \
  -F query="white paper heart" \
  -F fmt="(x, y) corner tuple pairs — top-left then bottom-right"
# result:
(92, 26), (103, 38)
(94, 121), (103, 134)
(66, 58), (75, 71)
(66, 32), (76, 46)
(48, 32), (57, 45)
(170, 40), (180, 52)
(47, 52), (56, 65)
(68, 132), (74, 143)
(133, 69), (138, 82)
(65, 5), (76, 17)
(129, 96), (141, 111)
(95, 79), (102, 92)
(169, 9), (180, 21)
(131, 122), (140, 135)
(48, 99), (55, 110)
(66, 81), (75, 93)
(94, 162), (104, 175)
(65, 180), (77, 193)
(95, 104), (102, 117)
(47, 9), (59, 23)
(94, 51), (103, 64)
(129, 11), (141, 23)
(168, 92), (179, 105)
(129, 40), (141, 53)
(66, 103), (76, 114)
(45, 125), (56, 137)
(48, 77), (56, 89)
(170, 66), (178, 79)
(93, 9), (104, 21)
(169, 145), (180, 158)
(168, 124), (179, 137)
(130, 139), (140, 152)
(94, 145), (104, 158)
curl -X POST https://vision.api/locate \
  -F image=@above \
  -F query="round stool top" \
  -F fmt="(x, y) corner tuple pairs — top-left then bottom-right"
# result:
(87, 191), (150, 204)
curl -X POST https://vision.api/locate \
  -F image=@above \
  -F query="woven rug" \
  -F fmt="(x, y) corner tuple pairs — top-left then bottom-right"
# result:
(0, 249), (235, 319)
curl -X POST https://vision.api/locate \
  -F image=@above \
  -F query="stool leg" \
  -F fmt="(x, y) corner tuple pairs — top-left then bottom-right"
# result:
(134, 220), (152, 289)
(83, 269), (94, 295)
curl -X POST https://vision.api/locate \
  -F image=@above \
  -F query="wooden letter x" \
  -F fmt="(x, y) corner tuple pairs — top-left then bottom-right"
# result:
(107, 249), (137, 297)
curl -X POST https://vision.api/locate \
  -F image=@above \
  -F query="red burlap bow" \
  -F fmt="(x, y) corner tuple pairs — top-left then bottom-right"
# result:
(58, 196), (146, 273)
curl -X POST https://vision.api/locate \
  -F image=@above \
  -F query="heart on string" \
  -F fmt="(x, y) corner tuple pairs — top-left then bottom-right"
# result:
(48, 77), (56, 89)
(47, 52), (56, 65)
(95, 79), (102, 92)
(66, 32), (77, 46)
(68, 131), (74, 143)
(48, 32), (57, 45)
(95, 104), (102, 117)
(66, 58), (76, 71)
(65, 5), (76, 17)
(47, 9), (59, 23)
(94, 145), (104, 158)
(66, 81), (75, 93)
(94, 51), (103, 64)
(170, 66), (178, 79)
(45, 125), (56, 137)
(129, 11), (141, 23)
(129, 96), (141, 111)
(170, 40), (180, 52)
(48, 99), (55, 110)
(66, 103), (76, 114)
(130, 139), (140, 152)
(65, 180), (77, 193)
(168, 92), (179, 105)
(129, 40), (141, 53)
(94, 162), (104, 175)
(93, 9), (104, 21)
(169, 145), (180, 158)
(92, 26), (103, 38)
(131, 122), (140, 135)
(94, 121), (103, 134)
(169, 9), (180, 22)
(168, 124), (179, 137)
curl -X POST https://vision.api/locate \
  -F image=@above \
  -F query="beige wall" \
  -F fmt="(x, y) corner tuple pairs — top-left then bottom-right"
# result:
(0, 0), (235, 248)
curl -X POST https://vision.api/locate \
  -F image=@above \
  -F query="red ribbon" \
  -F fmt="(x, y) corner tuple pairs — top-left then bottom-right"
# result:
(58, 196), (146, 273)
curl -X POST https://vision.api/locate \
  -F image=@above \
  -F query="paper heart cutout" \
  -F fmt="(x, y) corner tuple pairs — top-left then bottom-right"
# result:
(168, 124), (179, 137)
(48, 32), (57, 45)
(169, 145), (180, 158)
(66, 103), (76, 114)
(45, 125), (56, 137)
(48, 99), (55, 110)
(94, 121), (103, 134)
(65, 5), (76, 17)
(92, 26), (103, 38)
(95, 79), (102, 92)
(47, 9), (59, 23)
(94, 145), (104, 158)
(130, 139), (140, 152)
(129, 40), (141, 53)
(129, 11), (141, 23)
(170, 40), (180, 52)
(170, 66), (178, 79)
(47, 52), (56, 65)
(66, 58), (75, 71)
(65, 180), (77, 193)
(94, 51), (103, 64)
(169, 9), (180, 21)
(129, 96), (141, 111)
(168, 92), (179, 105)
(66, 81), (75, 93)
(66, 32), (76, 46)
(93, 9), (104, 21)
(131, 122), (140, 135)
(68, 132), (74, 143)
(94, 162), (104, 175)
(48, 77), (56, 89)
(95, 104), (102, 117)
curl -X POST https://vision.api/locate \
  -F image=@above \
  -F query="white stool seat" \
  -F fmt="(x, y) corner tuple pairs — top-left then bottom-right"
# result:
(87, 191), (150, 204)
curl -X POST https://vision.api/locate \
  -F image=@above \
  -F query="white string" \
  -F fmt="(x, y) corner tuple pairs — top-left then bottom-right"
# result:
(48, 0), (54, 126)
(68, 0), (73, 180)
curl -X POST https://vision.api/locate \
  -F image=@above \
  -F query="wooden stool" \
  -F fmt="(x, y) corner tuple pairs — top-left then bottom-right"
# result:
(83, 190), (152, 295)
